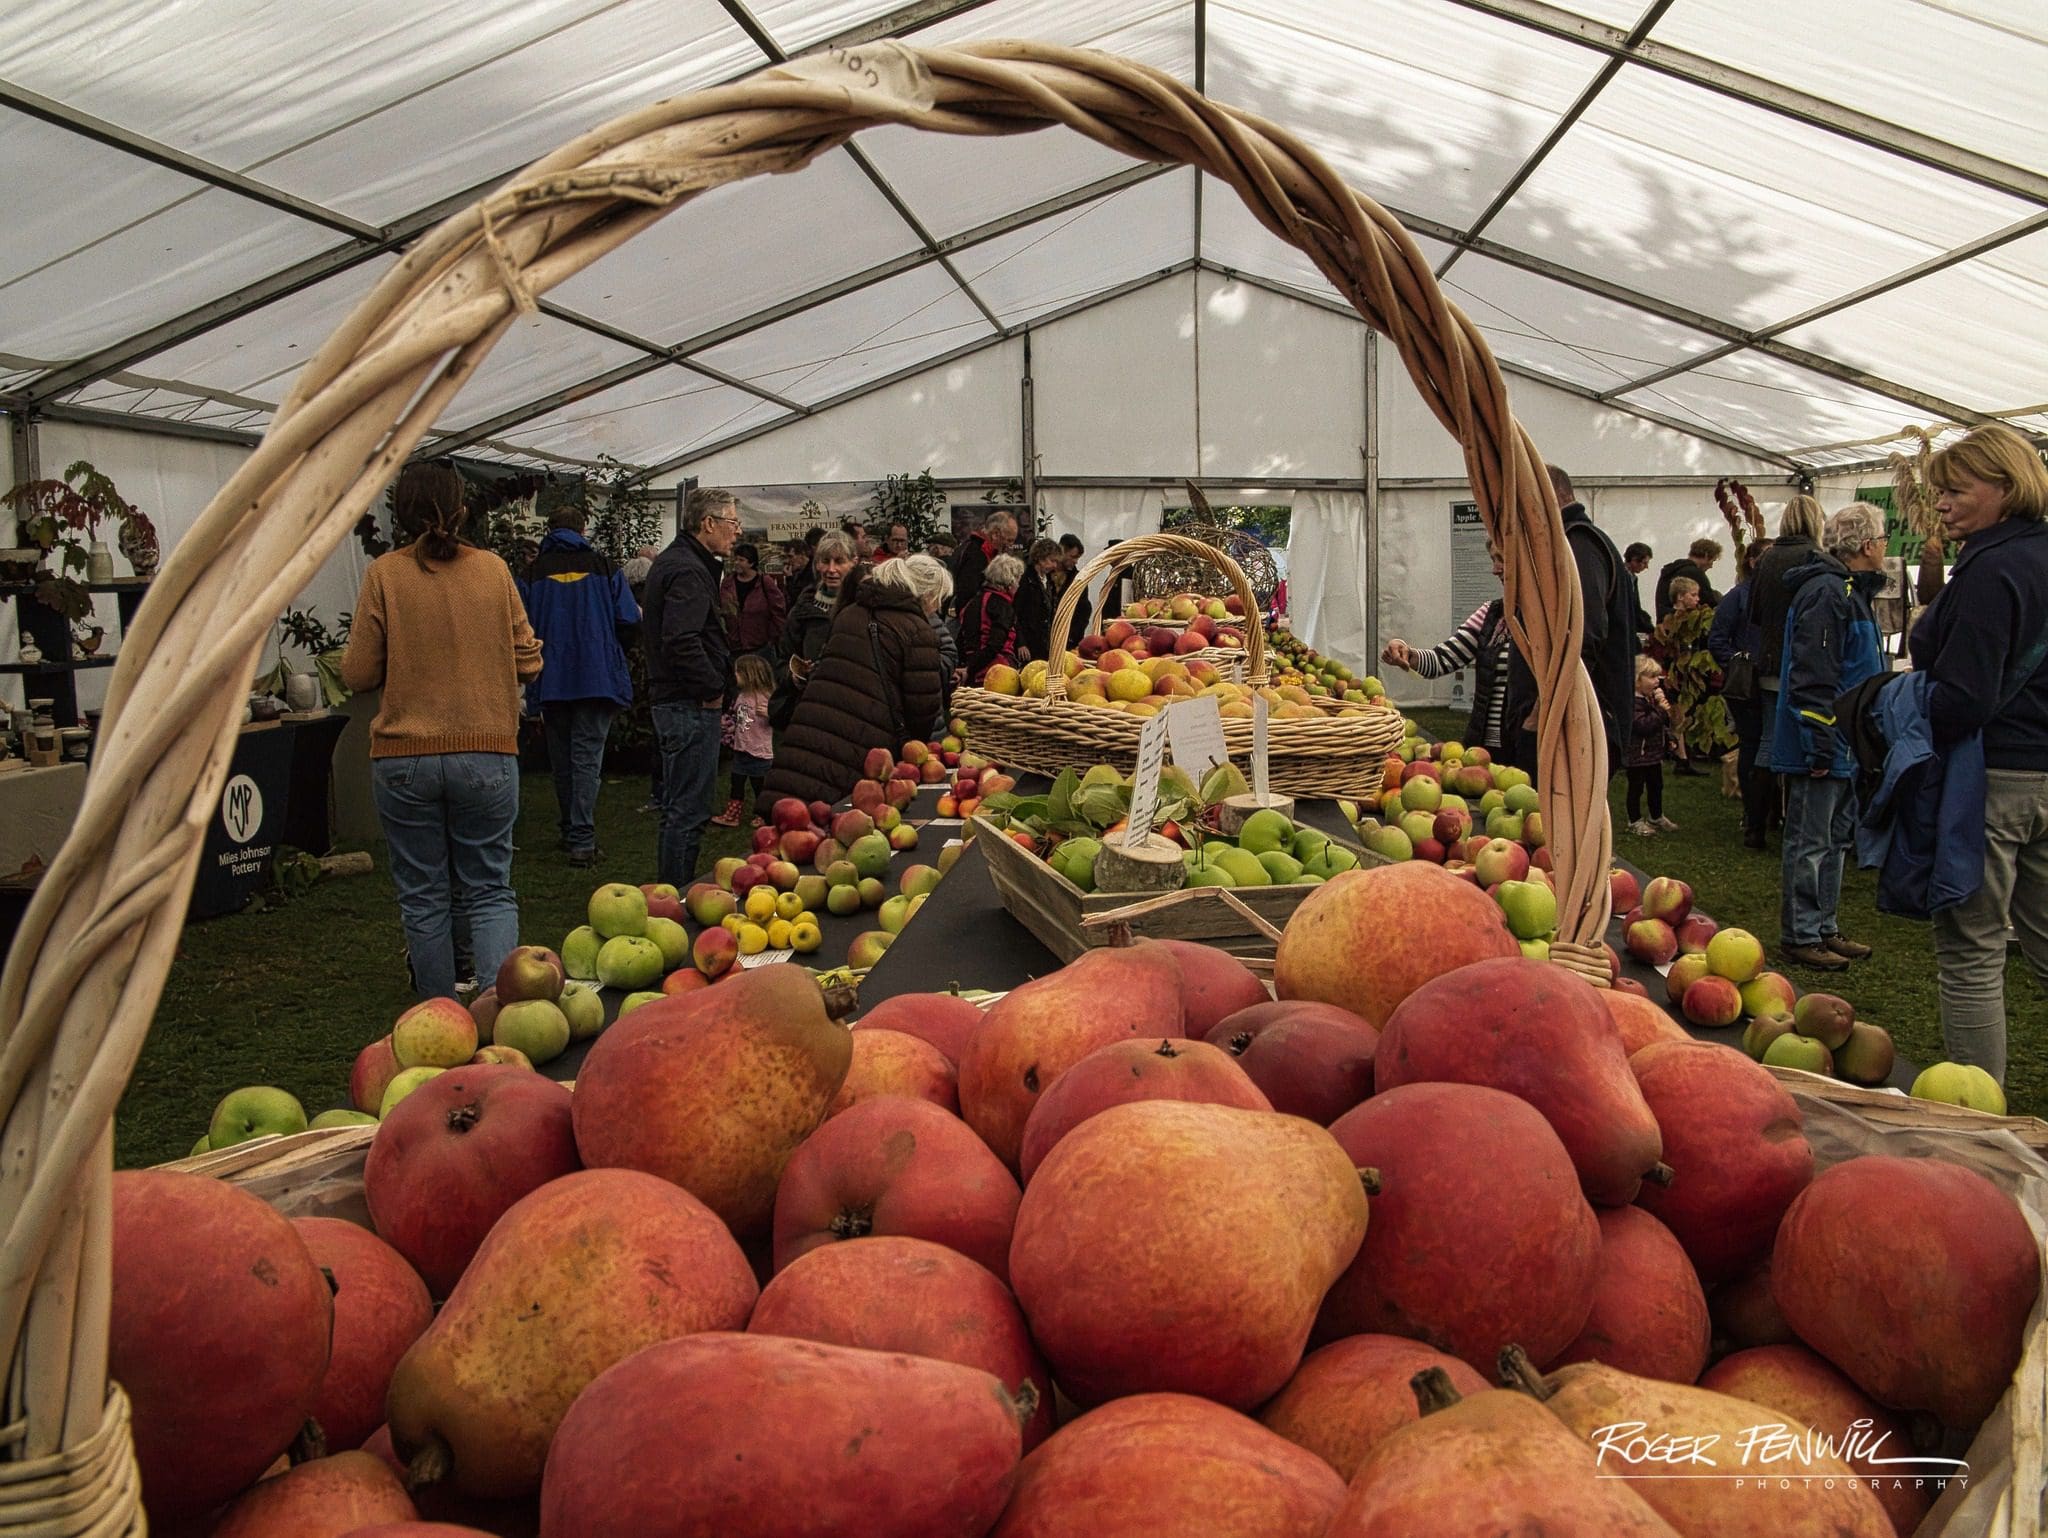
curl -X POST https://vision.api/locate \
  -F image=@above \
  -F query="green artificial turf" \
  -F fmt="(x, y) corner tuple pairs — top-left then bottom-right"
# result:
(1408, 707), (2048, 1119)
(114, 768), (754, 1169)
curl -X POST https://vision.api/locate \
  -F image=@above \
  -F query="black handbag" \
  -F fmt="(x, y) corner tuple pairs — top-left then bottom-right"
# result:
(1722, 650), (1758, 704)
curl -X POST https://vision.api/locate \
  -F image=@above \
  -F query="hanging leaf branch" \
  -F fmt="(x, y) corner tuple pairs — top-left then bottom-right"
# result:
(1713, 478), (1765, 562)
(1886, 429), (1944, 545)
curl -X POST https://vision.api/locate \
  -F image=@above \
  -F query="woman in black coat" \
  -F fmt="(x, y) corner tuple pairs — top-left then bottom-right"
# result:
(1011, 537), (1065, 664)
(758, 555), (948, 815)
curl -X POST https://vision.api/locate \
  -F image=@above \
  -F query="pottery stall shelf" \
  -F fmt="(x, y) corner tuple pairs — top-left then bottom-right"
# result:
(188, 714), (351, 920)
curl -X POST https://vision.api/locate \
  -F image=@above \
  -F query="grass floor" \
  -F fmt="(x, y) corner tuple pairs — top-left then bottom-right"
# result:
(115, 768), (755, 1169)
(116, 728), (2048, 1166)
(1410, 708), (2048, 1119)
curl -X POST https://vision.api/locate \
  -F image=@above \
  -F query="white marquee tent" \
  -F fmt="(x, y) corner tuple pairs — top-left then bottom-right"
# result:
(4, 0), (2045, 709)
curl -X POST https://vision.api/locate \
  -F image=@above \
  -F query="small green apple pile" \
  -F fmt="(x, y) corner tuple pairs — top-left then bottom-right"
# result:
(1268, 626), (1385, 703)
(1910, 1061), (2007, 1115)
(190, 1085), (375, 1157)
(1350, 732), (1544, 872)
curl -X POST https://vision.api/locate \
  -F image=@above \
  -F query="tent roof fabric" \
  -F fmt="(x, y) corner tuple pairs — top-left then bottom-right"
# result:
(2, 0), (2042, 473)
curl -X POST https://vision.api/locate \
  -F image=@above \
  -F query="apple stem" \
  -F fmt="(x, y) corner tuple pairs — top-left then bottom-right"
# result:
(830, 1206), (875, 1240)
(1496, 1345), (1553, 1401)
(1410, 1368), (1464, 1417)
(405, 1436), (451, 1491)
(1358, 1167), (1381, 1196)
(1644, 1162), (1675, 1188)
(446, 1102), (481, 1133)
(1226, 1031), (1253, 1056)
(1153, 1040), (1180, 1058)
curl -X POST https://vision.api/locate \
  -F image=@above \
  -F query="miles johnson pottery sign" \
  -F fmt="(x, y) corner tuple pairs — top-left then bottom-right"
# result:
(192, 731), (295, 918)
(1590, 1416), (1969, 1498)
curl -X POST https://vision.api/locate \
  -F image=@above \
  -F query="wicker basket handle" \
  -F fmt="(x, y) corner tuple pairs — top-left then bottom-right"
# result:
(1046, 532), (1267, 700)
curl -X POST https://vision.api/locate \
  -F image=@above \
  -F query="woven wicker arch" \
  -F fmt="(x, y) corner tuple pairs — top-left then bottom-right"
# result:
(0, 38), (1611, 1517)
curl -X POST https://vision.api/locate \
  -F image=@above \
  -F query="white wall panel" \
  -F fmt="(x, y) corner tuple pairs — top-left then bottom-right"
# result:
(1033, 273), (1199, 478)
(1194, 271), (1364, 480)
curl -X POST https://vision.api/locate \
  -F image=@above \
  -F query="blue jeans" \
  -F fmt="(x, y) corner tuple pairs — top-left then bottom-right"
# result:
(654, 703), (723, 888)
(542, 699), (616, 853)
(372, 752), (520, 999)
(1780, 774), (1856, 946)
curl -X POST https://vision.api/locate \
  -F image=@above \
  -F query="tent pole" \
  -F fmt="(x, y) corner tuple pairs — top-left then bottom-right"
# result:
(9, 412), (40, 489)
(1363, 329), (1381, 663)
(1021, 332), (1038, 532)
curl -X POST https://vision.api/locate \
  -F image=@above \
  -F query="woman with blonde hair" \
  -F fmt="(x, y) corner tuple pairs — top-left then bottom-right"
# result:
(1911, 424), (2048, 1082)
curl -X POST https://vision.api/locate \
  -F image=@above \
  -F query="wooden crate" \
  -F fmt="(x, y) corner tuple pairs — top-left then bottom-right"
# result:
(973, 813), (1381, 966)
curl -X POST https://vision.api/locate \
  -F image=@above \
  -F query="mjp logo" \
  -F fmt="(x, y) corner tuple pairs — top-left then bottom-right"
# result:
(222, 774), (263, 843)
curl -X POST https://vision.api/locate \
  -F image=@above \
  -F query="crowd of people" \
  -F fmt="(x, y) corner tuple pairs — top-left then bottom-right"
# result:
(338, 478), (1104, 996)
(1376, 432), (2048, 1085)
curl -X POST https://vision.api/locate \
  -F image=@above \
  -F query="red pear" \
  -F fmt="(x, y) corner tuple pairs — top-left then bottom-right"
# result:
(292, 1218), (433, 1452)
(959, 939), (1186, 1170)
(1258, 1335), (1489, 1480)
(826, 1027), (958, 1117)
(363, 1063), (579, 1297)
(1017, 1037), (1270, 1183)
(1274, 863), (1517, 1028)
(749, 1234), (1054, 1448)
(1011, 1101), (1368, 1408)
(1711, 1257), (1798, 1353)
(1550, 1206), (1710, 1384)
(1155, 938), (1268, 1035)
(207, 1451), (417, 1537)
(1318, 1083), (1599, 1373)
(1773, 1153), (2040, 1428)
(1205, 999), (1380, 1124)
(539, 1334), (1023, 1538)
(1630, 1040), (1812, 1282)
(774, 1094), (1021, 1282)
(386, 1169), (757, 1500)
(1375, 956), (1663, 1205)
(1701, 1344), (1936, 1537)
(853, 990), (983, 1065)
(572, 966), (851, 1235)
(990, 1394), (1345, 1538)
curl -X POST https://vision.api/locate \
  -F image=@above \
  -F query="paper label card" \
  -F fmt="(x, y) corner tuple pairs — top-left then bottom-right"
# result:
(1125, 712), (1170, 849)
(739, 949), (795, 969)
(1252, 693), (1272, 803)
(1165, 693), (1229, 781)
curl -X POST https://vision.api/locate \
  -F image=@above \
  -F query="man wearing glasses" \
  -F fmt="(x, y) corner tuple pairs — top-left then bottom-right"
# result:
(643, 487), (740, 885)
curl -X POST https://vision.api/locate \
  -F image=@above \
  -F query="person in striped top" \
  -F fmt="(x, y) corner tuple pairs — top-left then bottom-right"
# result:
(1382, 541), (1512, 752)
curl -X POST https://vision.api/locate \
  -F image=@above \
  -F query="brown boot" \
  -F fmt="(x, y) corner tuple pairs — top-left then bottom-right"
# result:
(1824, 935), (1873, 960)
(1781, 942), (1849, 972)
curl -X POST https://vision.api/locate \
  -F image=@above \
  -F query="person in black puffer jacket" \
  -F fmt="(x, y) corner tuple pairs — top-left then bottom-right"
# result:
(765, 532), (855, 727)
(758, 556), (948, 816)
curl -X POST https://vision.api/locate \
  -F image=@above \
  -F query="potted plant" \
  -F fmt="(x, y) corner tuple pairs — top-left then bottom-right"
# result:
(256, 607), (354, 708)
(4, 461), (155, 619)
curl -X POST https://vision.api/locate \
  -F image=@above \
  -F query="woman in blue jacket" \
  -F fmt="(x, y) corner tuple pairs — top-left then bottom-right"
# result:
(1769, 505), (1886, 972)
(1911, 424), (2048, 1084)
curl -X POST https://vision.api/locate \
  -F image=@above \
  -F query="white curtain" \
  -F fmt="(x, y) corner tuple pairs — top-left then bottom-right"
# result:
(1038, 485), (1166, 619)
(1287, 489), (1371, 672)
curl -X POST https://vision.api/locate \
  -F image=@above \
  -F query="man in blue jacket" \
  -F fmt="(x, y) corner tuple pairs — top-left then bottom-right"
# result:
(521, 508), (641, 868)
(643, 488), (739, 887)
(1769, 503), (1887, 970)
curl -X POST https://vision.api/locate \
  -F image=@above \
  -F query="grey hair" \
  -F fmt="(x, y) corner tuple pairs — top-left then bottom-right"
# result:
(897, 552), (954, 612)
(982, 509), (1018, 537)
(1779, 494), (1825, 543)
(812, 531), (855, 564)
(983, 552), (1025, 592)
(1826, 502), (1885, 559)
(682, 486), (736, 534)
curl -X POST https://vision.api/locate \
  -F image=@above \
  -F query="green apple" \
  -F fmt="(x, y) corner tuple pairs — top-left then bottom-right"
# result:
(559, 980), (606, 1041)
(309, 1108), (378, 1130)
(857, 876), (887, 910)
(1399, 777), (1443, 815)
(1909, 1061), (2006, 1115)
(587, 882), (649, 939)
(392, 996), (478, 1069)
(1503, 783), (1541, 815)
(379, 1065), (445, 1118)
(1305, 845), (1359, 880)
(1705, 927), (1766, 984)
(618, 990), (665, 1016)
(207, 1085), (308, 1150)
(1742, 1012), (1797, 1061)
(1211, 847), (1271, 887)
(1236, 808), (1296, 856)
(1368, 824), (1413, 862)
(1291, 827), (1331, 864)
(1184, 863), (1237, 887)
(1257, 850), (1304, 884)
(824, 859), (859, 888)
(560, 924), (603, 981)
(189, 1133), (211, 1158)
(1517, 938), (1550, 962)
(1762, 1033), (1834, 1076)
(794, 874), (830, 911)
(494, 999), (571, 1067)
(878, 894), (914, 934)
(848, 833), (893, 881)
(1495, 878), (1559, 942)
(595, 935), (665, 992)
(643, 915), (690, 970)
(826, 883), (863, 917)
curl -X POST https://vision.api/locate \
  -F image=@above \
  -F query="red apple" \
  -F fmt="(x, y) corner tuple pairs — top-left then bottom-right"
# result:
(772, 797), (813, 833)
(750, 825), (779, 854)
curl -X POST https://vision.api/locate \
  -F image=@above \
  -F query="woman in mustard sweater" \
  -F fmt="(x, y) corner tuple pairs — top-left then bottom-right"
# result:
(342, 463), (543, 998)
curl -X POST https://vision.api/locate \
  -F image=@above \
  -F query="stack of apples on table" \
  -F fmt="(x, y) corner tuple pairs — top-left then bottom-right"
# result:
(114, 857), (2041, 1538)
(1351, 728), (1553, 877)
(1269, 627), (1386, 705)
(977, 633), (1397, 720)
(1619, 872), (1900, 1087)
(1122, 589), (1250, 634)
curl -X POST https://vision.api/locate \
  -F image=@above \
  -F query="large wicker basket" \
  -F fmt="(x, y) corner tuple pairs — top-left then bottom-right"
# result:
(0, 33), (1996, 1535)
(956, 532), (1404, 796)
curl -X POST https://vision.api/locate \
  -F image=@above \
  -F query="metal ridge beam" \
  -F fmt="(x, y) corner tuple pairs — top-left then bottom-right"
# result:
(1440, 0), (2048, 210)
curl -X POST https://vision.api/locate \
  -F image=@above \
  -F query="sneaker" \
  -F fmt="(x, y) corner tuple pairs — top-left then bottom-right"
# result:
(454, 975), (479, 999)
(1781, 942), (1849, 971)
(1824, 935), (1873, 960)
(1654, 816), (1680, 832)
(1628, 819), (1656, 836)
(566, 847), (603, 869)
(709, 798), (743, 828)
(637, 799), (660, 814)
